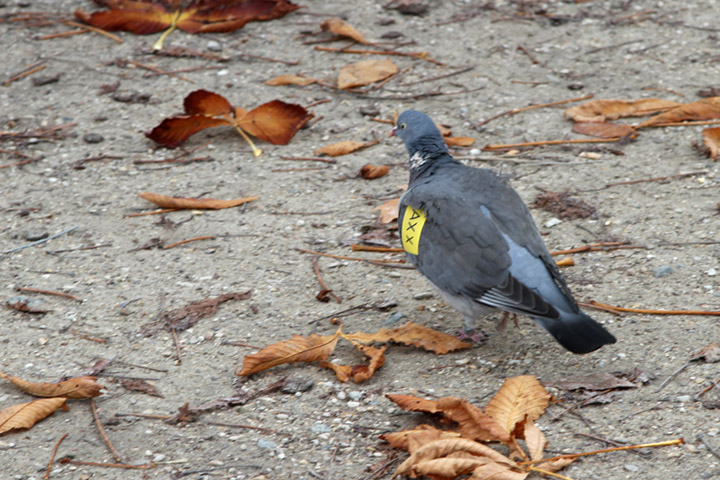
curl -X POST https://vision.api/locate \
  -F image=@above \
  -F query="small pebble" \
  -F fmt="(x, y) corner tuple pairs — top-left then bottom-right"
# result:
(153, 453), (166, 462)
(624, 464), (639, 472)
(676, 395), (692, 403)
(413, 292), (434, 300)
(384, 311), (406, 326)
(348, 391), (363, 401)
(207, 40), (222, 51)
(707, 268), (717, 276)
(83, 133), (104, 144)
(469, 148), (481, 156)
(653, 266), (673, 278)
(544, 218), (562, 228)
(32, 73), (61, 86)
(336, 391), (347, 400)
(257, 439), (277, 449)
(359, 105), (380, 117)
(24, 231), (48, 241)
(280, 377), (314, 394)
(310, 423), (331, 434)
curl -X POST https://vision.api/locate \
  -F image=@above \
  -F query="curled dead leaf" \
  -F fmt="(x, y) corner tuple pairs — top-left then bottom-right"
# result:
(0, 373), (102, 399)
(444, 136), (475, 147)
(321, 17), (369, 44)
(138, 192), (259, 210)
(386, 394), (439, 413)
(640, 97), (720, 127)
(337, 59), (398, 90)
(374, 197), (399, 224)
(484, 375), (551, 435)
(0, 397), (67, 434)
(572, 122), (637, 139)
(236, 100), (314, 145)
(238, 327), (342, 376)
(691, 342), (720, 363)
(349, 344), (386, 383)
(265, 75), (318, 86)
(315, 139), (380, 157)
(412, 456), (491, 478)
(345, 321), (471, 354)
(436, 396), (510, 443)
(184, 89), (233, 116)
(380, 425), (455, 452)
(520, 420), (547, 462)
(565, 98), (682, 123)
(360, 164), (390, 180)
(701, 127), (720, 160)
(318, 360), (352, 382)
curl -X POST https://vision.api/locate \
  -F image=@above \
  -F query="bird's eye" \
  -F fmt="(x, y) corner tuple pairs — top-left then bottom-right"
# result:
(400, 123), (407, 129)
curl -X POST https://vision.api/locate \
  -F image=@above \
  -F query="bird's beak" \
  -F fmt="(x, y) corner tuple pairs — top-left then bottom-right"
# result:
(389, 126), (398, 137)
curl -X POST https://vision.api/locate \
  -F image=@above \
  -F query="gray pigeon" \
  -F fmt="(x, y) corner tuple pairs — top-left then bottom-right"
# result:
(391, 110), (616, 354)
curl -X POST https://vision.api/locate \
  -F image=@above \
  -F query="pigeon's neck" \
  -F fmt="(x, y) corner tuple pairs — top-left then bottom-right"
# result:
(407, 147), (458, 184)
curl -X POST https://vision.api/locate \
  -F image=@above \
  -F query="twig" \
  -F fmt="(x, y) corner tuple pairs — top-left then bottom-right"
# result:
(577, 302), (624, 316)
(67, 330), (107, 344)
(144, 65), (223, 77)
(4, 62), (46, 86)
(90, 399), (122, 462)
(64, 20), (122, 43)
(39, 29), (88, 40)
(588, 300), (720, 316)
(484, 137), (617, 150)
(477, 94), (593, 127)
(115, 360), (169, 373)
(238, 53), (299, 65)
(2, 226), (79, 255)
(123, 59), (193, 83)
(642, 119), (720, 128)
(698, 434), (720, 461)
(363, 457), (399, 480)
(519, 438), (684, 466)
(279, 156), (336, 164)
(44, 433), (68, 480)
(171, 328), (182, 363)
(46, 243), (112, 254)
(312, 256), (342, 303)
(204, 420), (277, 433)
(399, 65), (475, 86)
(602, 171), (707, 188)
(351, 244), (403, 253)
(126, 209), (179, 217)
(297, 248), (406, 265)
(517, 45), (542, 65)
(59, 459), (154, 469)
(163, 235), (215, 249)
(549, 242), (645, 256)
(17, 287), (81, 301)
(526, 467), (574, 480)
(656, 362), (690, 392)
(0, 157), (41, 169)
(314, 46), (443, 65)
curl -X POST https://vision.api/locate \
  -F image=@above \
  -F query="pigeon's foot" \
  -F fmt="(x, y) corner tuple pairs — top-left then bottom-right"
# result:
(456, 328), (487, 344)
(496, 312), (519, 333)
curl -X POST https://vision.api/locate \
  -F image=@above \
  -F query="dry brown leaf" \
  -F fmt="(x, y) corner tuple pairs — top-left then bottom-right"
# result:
(639, 97), (720, 127)
(138, 192), (259, 210)
(386, 393), (439, 413)
(344, 321), (471, 354)
(572, 122), (637, 139)
(374, 197), (399, 224)
(236, 100), (314, 145)
(0, 397), (67, 434)
(564, 98), (682, 123)
(395, 438), (516, 478)
(521, 420), (546, 462)
(120, 378), (162, 397)
(691, 342), (720, 363)
(412, 456), (491, 478)
(444, 136), (476, 147)
(484, 375), (551, 435)
(265, 74), (318, 86)
(337, 59), (398, 89)
(380, 425), (452, 452)
(534, 456), (576, 473)
(470, 461), (529, 480)
(701, 127), (720, 160)
(0, 373), (102, 399)
(359, 164), (390, 180)
(238, 326), (342, 376)
(436, 396), (511, 443)
(315, 139), (380, 157)
(321, 17), (368, 44)
(350, 344), (386, 383)
(318, 360), (352, 382)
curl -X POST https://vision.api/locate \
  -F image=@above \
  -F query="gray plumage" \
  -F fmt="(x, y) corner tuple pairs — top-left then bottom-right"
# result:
(392, 110), (616, 354)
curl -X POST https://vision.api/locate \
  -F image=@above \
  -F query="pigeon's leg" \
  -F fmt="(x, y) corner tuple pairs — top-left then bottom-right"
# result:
(496, 312), (520, 333)
(456, 316), (487, 344)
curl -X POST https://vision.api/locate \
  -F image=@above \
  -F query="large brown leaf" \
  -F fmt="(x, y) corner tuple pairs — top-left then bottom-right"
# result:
(236, 100), (313, 145)
(484, 375), (551, 435)
(318, 360), (352, 382)
(374, 197), (399, 224)
(564, 98), (682, 123)
(238, 327), (342, 376)
(436, 396), (510, 443)
(145, 115), (232, 148)
(344, 321), (471, 354)
(337, 59), (398, 89)
(702, 127), (720, 160)
(0, 397), (67, 434)
(470, 461), (529, 480)
(183, 89), (233, 116)
(639, 97), (720, 127)
(138, 192), (259, 210)
(0, 373), (102, 399)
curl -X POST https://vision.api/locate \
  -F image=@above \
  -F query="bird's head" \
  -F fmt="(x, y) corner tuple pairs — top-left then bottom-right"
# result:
(391, 110), (448, 158)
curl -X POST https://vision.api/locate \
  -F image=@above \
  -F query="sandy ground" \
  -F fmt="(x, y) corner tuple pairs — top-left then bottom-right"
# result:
(1, 0), (719, 479)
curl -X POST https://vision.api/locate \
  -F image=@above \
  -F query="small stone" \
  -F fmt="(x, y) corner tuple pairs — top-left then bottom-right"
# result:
(384, 311), (406, 326)
(359, 105), (380, 117)
(347, 401), (361, 408)
(348, 391), (363, 401)
(32, 73), (61, 86)
(413, 292), (434, 300)
(653, 266), (673, 278)
(83, 133), (104, 144)
(336, 391), (347, 400)
(207, 40), (222, 51)
(707, 268), (717, 276)
(257, 439), (277, 449)
(624, 464), (639, 472)
(310, 423), (331, 434)
(677, 395), (692, 403)
(469, 148), (481, 156)
(24, 231), (48, 241)
(544, 217), (562, 228)
(280, 377), (314, 394)
(567, 83), (584, 90)
(153, 453), (166, 462)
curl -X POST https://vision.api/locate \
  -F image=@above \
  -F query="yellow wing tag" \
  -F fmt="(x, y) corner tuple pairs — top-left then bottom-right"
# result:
(401, 205), (427, 255)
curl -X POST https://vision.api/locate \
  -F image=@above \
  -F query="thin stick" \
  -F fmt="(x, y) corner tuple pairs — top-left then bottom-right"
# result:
(642, 119), (720, 128)
(90, 399), (122, 462)
(351, 244), (403, 253)
(399, 65), (475, 86)
(172, 328), (182, 363)
(604, 171), (707, 187)
(17, 287), (81, 301)
(656, 362), (690, 392)
(126, 209), (179, 217)
(519, 438), (684, 466)
(297, 248), (406, 264)
(67, 330), (107, 344)
(4, 64), (46, 86)
(144, 65), (223, 77)
(0, 157), (40, 169)
(526, 467), (575, 480)
(64, 20), (122, 43)
(697, 434), (720, 461)
(477, 94), (594, 127)
(279, 156), (336, 164)
(314, 46), (442, 65)
(59, 459), (154, 469)
(204, 420), (277, 433)
(44, 433), (68, 480)
(163, 235), (214, 249)
(483, 137), (617, 150)
(271, 166), (329, 172)
(124, 59), (193, 84)
(588, 300), (720, 316)
(239, 53), (299, 65)
(578, 302), (624, 316)
(517, 45), (542, 65)
(39, 29), (88, 40)
(2, 226), (79, 255)
(549, 243), (645, 256)
(312, 256), (342, 303)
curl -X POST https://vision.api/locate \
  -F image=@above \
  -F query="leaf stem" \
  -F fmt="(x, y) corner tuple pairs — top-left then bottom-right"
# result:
(153, 10), (181, 51)
(519, 438), (684, 466)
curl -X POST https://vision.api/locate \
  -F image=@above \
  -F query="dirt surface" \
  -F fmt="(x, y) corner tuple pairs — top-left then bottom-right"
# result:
(2, 0), (720, 479)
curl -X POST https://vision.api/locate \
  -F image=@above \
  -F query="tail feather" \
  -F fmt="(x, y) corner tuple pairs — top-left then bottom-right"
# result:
(533, 311), (616, 354)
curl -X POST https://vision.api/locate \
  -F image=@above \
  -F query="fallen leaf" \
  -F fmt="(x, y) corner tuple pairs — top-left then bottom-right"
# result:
(360, 164), (389, 180)
(470, 460), (529, 480)
(238, 326), (342, 376)
(265, 74), (318, 86)
(236, 100), (314, 145)
(520, 420), (546, 462)
(386, 394), (439, 413)
(374, 198), (399, 224)
(337, 59), (398, 89)
(350, 344), (386, 383)
(572, 122), (637, 139)
(144, 115), (232, 148)
(120, 378), (163, 397)
(639, 97), (720, 127)
(138, 192), (259, 210)
(4, 296), (50, 314)
(436, 396), (510, 443)
(534, 457), (576, 474)
(315, 139), (380, 157)
(564, 98), (682, 123)
(319, 360), (352, 382)
(380, 425), (454, 452)
(0, 373), (102, 399)
(701, 127), (720, 160)
(544, 372), (638, 391)
(412, 456), (491, 477)
(444, 136), (475, 147)
(344, 321), (472, 354)
(321, 17), (369, 44)
(183, 89), (233, 116)
(484, 375), (551, 435)
(691, 342), (720, 363)
(0, 397), (67, 434)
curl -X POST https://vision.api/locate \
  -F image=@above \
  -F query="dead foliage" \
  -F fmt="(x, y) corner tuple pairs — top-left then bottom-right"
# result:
(138, 191), (259, 210)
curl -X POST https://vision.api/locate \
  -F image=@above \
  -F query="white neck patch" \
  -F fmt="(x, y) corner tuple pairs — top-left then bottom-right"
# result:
(409, 152), (427, 169)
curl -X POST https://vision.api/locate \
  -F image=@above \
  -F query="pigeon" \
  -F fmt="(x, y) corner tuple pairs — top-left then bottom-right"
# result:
(391, 110), (616, 354)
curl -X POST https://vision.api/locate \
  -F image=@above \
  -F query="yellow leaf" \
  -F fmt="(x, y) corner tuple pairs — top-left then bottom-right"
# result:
(337, 59), (398, 89)
(344, 321), (471, 354)
(484, 375), (551, 435)
(237, 326), (342, 376)
(0, 372), (102, 399)
(0, 397), (67, 434)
